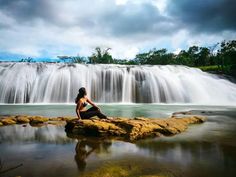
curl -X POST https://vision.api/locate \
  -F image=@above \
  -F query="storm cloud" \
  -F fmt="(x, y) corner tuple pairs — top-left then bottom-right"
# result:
(96, 2), (177, 37)
(0, 0), (176, 37)
(0, 0), (57, 25)
(167, 0), (236, 33)
(0, 0), (235, 59)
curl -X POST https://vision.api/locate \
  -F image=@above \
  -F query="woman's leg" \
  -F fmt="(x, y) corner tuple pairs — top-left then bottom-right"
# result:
(81, 107), (107, 119)
(86, 107), (99, 112)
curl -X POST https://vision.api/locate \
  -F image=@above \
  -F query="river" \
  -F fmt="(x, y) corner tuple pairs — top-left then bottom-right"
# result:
(0, 104), (236, 177)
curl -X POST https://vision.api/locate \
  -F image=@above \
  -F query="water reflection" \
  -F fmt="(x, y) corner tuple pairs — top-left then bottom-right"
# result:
(0, 124), (73, 144)
(74, 138), (112, 172)
(0, 105), (236, 177)
(135, 139), (236, 176)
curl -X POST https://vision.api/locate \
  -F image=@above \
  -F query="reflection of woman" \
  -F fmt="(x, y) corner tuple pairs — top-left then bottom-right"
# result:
(75, 87), (107, 120)
(74, 140), (96, 172)
(74, 139), (112, 172)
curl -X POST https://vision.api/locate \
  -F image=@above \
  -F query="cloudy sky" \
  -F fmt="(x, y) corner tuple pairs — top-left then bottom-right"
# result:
(0, 0), (235, 60)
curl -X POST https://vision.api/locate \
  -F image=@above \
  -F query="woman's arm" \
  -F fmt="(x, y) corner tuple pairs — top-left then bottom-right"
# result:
(86, 97), (99, 109)
(76, 101), (82, 120)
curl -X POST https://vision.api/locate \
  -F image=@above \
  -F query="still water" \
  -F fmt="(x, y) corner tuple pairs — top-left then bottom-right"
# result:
(0, 104), (236, 177)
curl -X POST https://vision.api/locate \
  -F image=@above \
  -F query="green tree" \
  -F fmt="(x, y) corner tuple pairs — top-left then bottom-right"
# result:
(217, 40), (236, 75)
(187, 46), (199, 66)
(19, 57), (34, 62)
(88, 47), (113, 64)
(175, 50), (191, 66)
(135, 48), (174, 65)
(135, 51), (150, 64)
(71, 56), (87, 63)
(208, 43), (219, 66)
(197, 47), (210, 66)
(57, 55), (86, 63)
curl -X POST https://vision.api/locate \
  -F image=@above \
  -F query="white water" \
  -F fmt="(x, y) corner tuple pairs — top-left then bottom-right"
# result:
(0, 62), (236, 104)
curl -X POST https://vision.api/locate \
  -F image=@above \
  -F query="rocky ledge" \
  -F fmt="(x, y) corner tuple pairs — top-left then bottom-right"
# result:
(0, 114), (206, 142)
(0, 115), (73, 127)
(65, 116), (206, 141)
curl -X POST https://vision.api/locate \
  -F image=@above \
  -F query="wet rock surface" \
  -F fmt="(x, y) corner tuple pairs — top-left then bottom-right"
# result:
(0, 114), (206, 141)
(65, 116), (206, 141)
(0, 115), (73, 126)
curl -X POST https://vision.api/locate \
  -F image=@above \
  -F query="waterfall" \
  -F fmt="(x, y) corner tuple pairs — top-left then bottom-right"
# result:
(0, 62), (236, 104)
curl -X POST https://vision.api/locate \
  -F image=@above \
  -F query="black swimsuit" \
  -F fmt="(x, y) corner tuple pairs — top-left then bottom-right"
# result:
(82, 102), (88, 107)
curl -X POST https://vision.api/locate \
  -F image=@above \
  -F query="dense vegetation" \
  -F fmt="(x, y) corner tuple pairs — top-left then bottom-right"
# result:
(20, 40), (236, 77)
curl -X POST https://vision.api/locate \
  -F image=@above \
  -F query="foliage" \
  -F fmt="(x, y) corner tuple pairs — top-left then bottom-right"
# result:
(131, 40), (235, 77)
(197, 65), (219, 72)
(19, 57), (34, 62)
(57, 55), (86, 63)
(71, 56), (87, 63)
(88, 47), (113, 64)
(216, 40), (236, 75)
(14, 39), (236, 77)
(135, 48), (174, 65)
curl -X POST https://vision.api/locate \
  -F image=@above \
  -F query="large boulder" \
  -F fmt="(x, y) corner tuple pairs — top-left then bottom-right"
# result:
(65, 116), (206, 141)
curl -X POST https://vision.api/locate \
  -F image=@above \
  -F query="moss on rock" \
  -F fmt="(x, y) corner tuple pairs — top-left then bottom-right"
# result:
(16, 116), (30, 123)
(65, 116), (206, 142)
(29, 116), (49, 125)
(1, 118), (17, 125)
(0, 114), (206, 142)
(0, 115), (75, 127)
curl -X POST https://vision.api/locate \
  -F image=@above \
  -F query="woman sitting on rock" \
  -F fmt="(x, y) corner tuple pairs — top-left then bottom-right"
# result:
(75, 87), (108, 120)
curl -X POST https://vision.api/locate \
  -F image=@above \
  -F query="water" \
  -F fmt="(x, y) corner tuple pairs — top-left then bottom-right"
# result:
(1, 62), (236, 104)
(0, 103), (234, 118)
(0, 104), (236, 177)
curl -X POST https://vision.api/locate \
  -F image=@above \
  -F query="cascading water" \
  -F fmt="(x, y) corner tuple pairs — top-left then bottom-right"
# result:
(0, 62), (236, 104)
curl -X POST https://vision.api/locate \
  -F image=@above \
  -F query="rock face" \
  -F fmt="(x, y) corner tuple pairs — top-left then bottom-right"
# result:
(65, 116), (206, 141)
(0, 115), (73, 126)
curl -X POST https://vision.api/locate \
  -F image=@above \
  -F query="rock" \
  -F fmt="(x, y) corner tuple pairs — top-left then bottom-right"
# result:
(16, 116), (30, 124)
(1, 117), (17, 125)
(65, 116), (206, 141)
(171, 111), (192, 118)
(48, 121), (66, 126)
(0, 114), (206, 142)
(29, 116), (49, 125)
(140, 176), (165, 177)
(0, 115), (74, 127)
(49, 116), (74, 121)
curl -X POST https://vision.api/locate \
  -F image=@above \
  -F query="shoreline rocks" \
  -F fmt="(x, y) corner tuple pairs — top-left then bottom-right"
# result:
(65, 116), (206, 142)
(0, 115), (73, 127)
(0, 114), (206, 141)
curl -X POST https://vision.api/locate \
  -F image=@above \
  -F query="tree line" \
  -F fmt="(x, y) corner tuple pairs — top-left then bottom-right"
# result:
(19, 40), (236, 77)
(57, 40), (236, 77)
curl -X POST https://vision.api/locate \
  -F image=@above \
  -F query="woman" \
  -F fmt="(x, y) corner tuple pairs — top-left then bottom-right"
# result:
(75, 87), (107, 120)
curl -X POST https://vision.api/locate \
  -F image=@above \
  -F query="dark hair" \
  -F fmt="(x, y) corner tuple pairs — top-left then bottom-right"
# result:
(75, 87), (87, 103)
